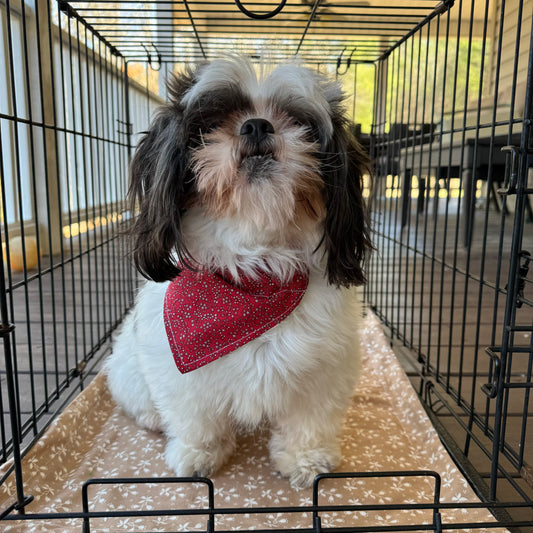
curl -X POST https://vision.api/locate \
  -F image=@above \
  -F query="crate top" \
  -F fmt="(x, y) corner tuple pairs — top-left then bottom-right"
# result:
(57, 0), (455, 67)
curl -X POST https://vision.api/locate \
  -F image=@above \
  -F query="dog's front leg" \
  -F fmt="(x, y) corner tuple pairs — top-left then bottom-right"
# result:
(268, 407), (344, 489)
(162, 408), (236, 478)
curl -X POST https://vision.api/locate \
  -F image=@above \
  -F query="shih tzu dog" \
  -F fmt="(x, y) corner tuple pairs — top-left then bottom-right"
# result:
(105, 56), (371, 489)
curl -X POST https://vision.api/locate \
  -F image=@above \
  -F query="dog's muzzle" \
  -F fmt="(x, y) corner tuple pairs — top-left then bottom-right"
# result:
(239, 118), (276, 179)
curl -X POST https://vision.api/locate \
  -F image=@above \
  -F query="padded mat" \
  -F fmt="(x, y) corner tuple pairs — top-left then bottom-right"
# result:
(0, 312), (504, 532)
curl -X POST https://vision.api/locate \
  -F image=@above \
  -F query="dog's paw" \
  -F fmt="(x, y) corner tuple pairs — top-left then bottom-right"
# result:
(164, 437), (234, 478)
(289, 461), (332, 489)
(135, 411), (163, 433)
(272, 447), (340, 489)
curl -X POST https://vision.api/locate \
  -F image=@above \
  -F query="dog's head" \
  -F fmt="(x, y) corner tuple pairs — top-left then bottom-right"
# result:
(129, 56), (371, 287)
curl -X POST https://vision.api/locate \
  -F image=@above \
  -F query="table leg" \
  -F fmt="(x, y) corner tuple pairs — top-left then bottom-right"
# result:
(432, 168), (440, 219)
(401, 169), (412, 227)
(463, 168), (474, 247)
(418, 177), (426, 215)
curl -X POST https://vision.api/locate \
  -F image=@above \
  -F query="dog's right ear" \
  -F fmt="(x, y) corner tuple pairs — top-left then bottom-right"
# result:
(128, 69), (198, 282)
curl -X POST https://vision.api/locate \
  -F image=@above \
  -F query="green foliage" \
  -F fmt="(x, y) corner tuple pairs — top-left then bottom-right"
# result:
(339, 63), (376, 134)
(334, 36), (488, 134)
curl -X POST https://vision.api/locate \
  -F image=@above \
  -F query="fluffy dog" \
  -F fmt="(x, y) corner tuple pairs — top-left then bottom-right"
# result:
(105, 56), (371, 489)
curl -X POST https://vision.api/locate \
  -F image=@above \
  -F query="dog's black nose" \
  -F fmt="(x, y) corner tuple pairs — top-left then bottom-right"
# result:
(240, 118), (274, 143)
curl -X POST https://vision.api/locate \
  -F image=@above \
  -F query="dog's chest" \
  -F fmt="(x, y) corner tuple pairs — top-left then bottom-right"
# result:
(136, 277), (359, 425)
(212, 331), (317, 424)
(203, 291), (359, 424)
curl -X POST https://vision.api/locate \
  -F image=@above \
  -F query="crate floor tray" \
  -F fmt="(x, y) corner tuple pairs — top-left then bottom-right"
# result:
(0, 312), (505, 532)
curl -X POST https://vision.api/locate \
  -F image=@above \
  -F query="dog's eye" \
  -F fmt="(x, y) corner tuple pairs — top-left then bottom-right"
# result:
(290, 115), (315, 132)
(198, 122), (219, 137)
(205, 117), (223, 132)
(290, 116), (314, 133)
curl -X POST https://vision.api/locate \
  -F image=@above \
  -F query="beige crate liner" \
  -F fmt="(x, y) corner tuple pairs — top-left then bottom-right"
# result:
(0, 312), (505, 532)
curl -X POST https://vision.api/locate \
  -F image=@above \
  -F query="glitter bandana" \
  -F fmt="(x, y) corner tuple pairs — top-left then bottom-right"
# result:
(163, 268), (309, 373)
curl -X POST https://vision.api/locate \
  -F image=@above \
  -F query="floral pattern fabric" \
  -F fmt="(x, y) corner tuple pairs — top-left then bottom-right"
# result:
(0, 312), (505, 532)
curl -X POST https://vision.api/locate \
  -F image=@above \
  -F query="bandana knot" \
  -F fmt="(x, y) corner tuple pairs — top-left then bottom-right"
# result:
(164, 268), (309, 373)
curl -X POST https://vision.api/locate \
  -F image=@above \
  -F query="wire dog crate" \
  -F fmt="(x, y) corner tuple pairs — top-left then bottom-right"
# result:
(365, 0), (533, 511)
(0, 0), (532, 531)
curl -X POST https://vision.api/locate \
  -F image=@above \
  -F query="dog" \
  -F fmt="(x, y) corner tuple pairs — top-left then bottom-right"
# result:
(105, 56), (371, 489)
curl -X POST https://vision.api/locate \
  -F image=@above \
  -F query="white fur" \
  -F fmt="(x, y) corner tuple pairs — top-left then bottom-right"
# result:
(105, 208), (362, 489)
(106, 58), (366, 489)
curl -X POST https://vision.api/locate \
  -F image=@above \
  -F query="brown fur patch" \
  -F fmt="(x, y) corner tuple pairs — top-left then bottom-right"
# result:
(191, 107), (325, 233)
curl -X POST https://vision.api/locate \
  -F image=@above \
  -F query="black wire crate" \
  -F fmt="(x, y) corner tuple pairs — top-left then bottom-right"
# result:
(1, 472), (532, 532)
(364, 0), (533, 511)
(0, 0), (532, 531)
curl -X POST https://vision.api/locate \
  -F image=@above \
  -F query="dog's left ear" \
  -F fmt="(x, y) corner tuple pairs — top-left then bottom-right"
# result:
(320, 113), (372, 288)
(128, 69), (199, 282)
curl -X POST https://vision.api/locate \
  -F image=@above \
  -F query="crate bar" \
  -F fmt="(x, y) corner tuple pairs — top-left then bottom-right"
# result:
(466, 0), (509, 460)
(182, 0), (207, 59)
(490, 0), (533, 499)
(56, 0), (122, 57)
(497, 0), (531, 479)
(0, 240), (32, 515)
(379, 0), (455, 60)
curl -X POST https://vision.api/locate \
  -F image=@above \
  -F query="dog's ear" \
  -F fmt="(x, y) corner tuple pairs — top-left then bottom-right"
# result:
(128, 70), (198, 282)
(320, 115), (372, 288)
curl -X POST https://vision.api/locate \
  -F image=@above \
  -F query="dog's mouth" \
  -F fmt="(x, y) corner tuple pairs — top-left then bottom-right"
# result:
(239, 149), (276, 179)
(244, 152), (274, 164)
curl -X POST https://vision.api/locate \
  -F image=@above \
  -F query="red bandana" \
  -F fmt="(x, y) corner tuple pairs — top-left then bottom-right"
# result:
(164, 268), (309, 373)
